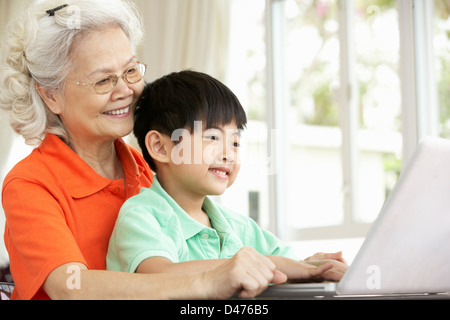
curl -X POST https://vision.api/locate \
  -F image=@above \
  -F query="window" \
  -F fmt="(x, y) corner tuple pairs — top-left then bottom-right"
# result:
(266, 0), (403, 242)
(224, 0), (449, 259)
(435, 0), (450, 138)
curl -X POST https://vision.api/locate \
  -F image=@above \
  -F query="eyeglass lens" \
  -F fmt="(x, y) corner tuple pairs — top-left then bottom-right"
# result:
(94, 63), (146, 94)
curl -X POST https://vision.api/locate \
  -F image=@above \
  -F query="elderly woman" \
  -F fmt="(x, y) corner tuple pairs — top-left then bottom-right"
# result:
(0, 0), (288, 300)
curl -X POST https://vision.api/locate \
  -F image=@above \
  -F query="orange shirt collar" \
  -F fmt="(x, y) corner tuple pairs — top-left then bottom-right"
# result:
(39, 134), (144, 198)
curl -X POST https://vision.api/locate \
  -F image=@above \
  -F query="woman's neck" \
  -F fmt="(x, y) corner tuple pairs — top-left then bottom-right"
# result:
(68, 136), (124, 180)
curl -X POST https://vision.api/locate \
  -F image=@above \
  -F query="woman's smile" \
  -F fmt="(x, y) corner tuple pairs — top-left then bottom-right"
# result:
(102, 105), (132, 117)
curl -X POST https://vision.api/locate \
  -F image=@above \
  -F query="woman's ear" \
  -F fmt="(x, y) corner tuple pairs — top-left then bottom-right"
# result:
(145, 131), (171, 165)
(35, 82), (63, 115)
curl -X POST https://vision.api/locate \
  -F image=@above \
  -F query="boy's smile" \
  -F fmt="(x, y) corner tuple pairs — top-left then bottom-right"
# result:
(209, 167), (231, 180)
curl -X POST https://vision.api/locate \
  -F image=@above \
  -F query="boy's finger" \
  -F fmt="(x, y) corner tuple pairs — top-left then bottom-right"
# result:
(313, 263), (333, 277)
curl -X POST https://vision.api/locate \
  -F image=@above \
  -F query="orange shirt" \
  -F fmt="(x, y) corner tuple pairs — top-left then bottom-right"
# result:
(2, 134), (153, 300)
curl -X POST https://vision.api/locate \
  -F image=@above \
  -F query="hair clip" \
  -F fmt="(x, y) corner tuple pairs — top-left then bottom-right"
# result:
(46, 4), (69, 16)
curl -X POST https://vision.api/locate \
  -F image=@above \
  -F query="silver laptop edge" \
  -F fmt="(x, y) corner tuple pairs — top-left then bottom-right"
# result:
(261, 137), (450, 298)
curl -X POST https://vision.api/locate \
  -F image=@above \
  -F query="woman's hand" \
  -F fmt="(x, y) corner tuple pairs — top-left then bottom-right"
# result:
(44, 252), (285, 300)
(201, 247), (287, 299)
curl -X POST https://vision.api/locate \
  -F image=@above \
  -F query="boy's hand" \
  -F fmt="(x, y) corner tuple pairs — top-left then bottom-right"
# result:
(297, 262), (334, 282)
(305, 251), (348, 265)
(303, 252), (348, 281)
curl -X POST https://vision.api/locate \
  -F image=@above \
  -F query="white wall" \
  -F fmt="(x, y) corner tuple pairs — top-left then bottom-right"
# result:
(0, 0), (29, 268)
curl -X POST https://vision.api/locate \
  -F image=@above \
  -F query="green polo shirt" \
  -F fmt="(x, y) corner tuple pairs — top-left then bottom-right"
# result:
(106, 177), (298, 273)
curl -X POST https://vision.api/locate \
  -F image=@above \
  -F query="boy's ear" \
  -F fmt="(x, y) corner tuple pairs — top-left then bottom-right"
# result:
(35, 82), (63, 115)
(145, 131), (171, 164)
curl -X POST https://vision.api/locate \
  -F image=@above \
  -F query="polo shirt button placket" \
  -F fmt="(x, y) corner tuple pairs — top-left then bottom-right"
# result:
(201, 233), (210, 240)
(107, 182), (123, 196)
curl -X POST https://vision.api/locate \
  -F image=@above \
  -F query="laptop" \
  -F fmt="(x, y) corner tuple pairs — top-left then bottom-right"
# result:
(259, 137), (450, 299)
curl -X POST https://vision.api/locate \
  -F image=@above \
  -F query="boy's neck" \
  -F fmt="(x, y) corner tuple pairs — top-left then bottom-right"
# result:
(157, 175), (212, 228)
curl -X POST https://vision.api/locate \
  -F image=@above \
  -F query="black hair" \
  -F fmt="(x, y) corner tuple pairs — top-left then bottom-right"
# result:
(134, 70), (247, 172)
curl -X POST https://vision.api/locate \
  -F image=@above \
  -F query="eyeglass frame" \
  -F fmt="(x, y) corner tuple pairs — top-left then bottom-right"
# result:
(65, 61), (148, 95)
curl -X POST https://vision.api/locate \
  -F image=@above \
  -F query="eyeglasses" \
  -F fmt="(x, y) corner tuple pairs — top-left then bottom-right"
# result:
(66, 62), (147, 95)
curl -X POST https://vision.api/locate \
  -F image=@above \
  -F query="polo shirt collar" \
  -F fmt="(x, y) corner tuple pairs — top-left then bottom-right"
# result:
(151, 176), (234, 240)
(202, 198), (234, 237)
(40, 134), (143, 198)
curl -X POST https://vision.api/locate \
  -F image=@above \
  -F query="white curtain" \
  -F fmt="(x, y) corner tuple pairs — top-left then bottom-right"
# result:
(0, 0), (232, 266)
(133, 0), (231, 82)
(129, 0), (232, 148)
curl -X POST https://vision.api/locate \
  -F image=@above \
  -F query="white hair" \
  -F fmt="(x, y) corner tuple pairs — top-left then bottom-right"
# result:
(0, 0), (144, 146)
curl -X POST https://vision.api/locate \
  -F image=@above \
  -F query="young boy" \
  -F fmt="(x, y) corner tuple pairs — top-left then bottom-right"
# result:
(106, 71), (346, 282)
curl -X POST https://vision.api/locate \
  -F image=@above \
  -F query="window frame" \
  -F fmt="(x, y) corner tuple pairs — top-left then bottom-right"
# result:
(265, 0), (440, 241)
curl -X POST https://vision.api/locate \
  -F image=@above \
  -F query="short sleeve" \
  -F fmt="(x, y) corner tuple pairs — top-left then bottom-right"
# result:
(3, 179), (87, 300)
(108, 205), (182, 273)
